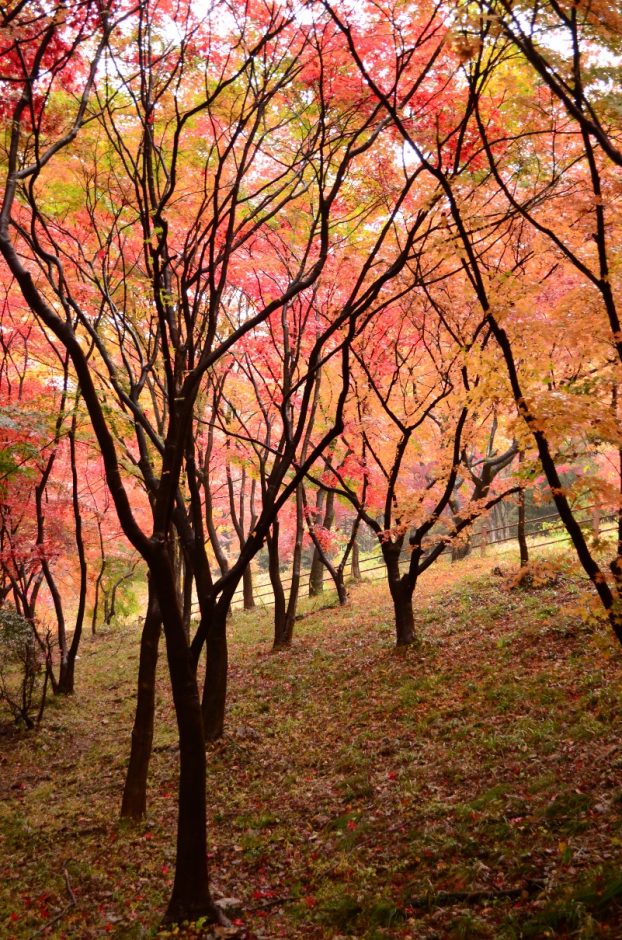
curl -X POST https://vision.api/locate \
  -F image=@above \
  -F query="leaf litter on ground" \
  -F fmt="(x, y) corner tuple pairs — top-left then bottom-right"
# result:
(1, 548), (622, 938)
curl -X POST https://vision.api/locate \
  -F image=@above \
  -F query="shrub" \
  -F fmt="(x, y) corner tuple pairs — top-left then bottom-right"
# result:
(0, 606), (47, 729)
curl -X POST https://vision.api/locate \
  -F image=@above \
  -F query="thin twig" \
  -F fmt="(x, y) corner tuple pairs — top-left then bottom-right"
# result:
(28, 867), (77, 939)
(63, 868), (76, 906)
(245, 895), (296, 912)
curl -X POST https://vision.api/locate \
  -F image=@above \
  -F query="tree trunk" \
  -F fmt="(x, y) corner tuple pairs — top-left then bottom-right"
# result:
(591, 507), (602, 542)
(57, 415), (88, 695)
(91, 558), (106, 635)
(308, 491), (326, 596)
(182, 555), (193, 639)
(391, 580), (416, 646)
(226, 462), (256, 611)
(517, 496), (529, 566)
(92, 518), (107, 634)
(451, 537), (471, 562)
(153, 547), (220, 926)
(517, 453), (529, 566)
(384, 544), (416, 646)
(308, 550), (324, 595)
(268, 523), (288, 649)
(203, 435), (230, 578)
(242, 563), (255, 610)
(278, 487), (305, 647)
(335, 569), (348, 605)
(57, 657), (76, 696)
(351, 537), (362, 581)
(201, 600), (228, 742)
(121, 585), (161, 820)
(309, 490), (334, 595)
(478, 521), (489, 556)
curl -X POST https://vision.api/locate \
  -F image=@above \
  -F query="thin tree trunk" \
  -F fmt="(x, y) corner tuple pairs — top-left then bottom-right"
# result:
(517, 452), (529, 567)
(227, 461), (256, 609)
(268, 522), (288, 649)
(334, 570), (348, 605)
(35, 463), (66, 689)
(58, 414), (88, 694)
(182, 555), (193, 639)
(308, 489), (325, 595)
(303, 486), (355, 607)
(104, 566), (136, 625)
(201, 599), (229, 742)
(309, 490), (335, 595)
(121, 583), (161, 819)
(280, 486), (304, 646)
(591, 506), (602, 542)
(202, 399), (230, 578)
(242, 563), (255, 610)
(91, 514), (107, 635)
(332, 512), (361, 605)
(351, 537), (362, 581)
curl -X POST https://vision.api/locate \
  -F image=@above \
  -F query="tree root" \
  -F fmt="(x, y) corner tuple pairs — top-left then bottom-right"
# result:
(409, 879), (544, 909)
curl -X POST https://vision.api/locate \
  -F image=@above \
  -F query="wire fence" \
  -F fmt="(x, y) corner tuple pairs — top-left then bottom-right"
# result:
(223, 504), (618, 611)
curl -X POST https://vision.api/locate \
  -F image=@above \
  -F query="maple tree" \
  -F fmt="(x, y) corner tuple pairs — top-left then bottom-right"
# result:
(475, 0), (622, 167)
(0, 0), (472, 925)
(0, 295), (114, 696)
(2, 0), (622, 931)
(316, 282), (519, 645)
(324, 0), (622, 649)
(303, 483), (363, 606)
(455, 2), (622, 643)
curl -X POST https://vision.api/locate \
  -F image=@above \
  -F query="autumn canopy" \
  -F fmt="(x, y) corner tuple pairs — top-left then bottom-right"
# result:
(0, 0), (621, 930)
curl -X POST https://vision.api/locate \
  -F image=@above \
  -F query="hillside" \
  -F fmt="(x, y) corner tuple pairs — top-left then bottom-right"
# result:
(1, 553), (622, 939)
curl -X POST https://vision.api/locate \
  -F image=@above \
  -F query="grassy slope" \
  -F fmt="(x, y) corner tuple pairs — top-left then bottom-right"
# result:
(1, 552), (622, 939)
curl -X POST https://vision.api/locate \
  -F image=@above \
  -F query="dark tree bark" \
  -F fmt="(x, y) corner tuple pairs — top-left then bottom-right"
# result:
(268, 521), (289, 649)
(308, 489), (325, 595)
(517, 453), (529, 567)
(242, 564), (255, 611)
(58, 411), (88, 694)
(303, 487), (359, 607)
(103, 568), (135, 625)
(91, 517), (106, 635)
(33, 430), (65, 694)
(273, 486), (304, 649)
(201, 599), (229, 742)
(450, 426), (517, 564)
(227, 463), (257, 609)
(309, 489), (335, 595)
(201, 388), (231, 578)
(383, 541), (416, 646)
(121, 582), (162, 820)
(152, 544), (220, 926)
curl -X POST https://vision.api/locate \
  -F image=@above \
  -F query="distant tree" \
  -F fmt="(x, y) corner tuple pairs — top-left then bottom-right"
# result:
(336, 0), (622, 645)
